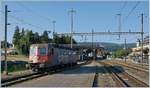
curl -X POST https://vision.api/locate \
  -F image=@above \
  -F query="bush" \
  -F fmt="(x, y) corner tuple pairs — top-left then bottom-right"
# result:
(1, 61), (28, 73)
(9, 51), (18, 55)
(112, 48), (131, 58)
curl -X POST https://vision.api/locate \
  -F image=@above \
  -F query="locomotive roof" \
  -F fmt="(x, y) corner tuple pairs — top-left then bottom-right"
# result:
(53, 45), (77, 51)
(30, 43), (77, 51)
(30, 44), (48, 47)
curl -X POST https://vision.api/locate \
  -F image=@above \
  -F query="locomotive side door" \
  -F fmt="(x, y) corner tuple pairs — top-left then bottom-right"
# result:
(48, 44), (54, 64)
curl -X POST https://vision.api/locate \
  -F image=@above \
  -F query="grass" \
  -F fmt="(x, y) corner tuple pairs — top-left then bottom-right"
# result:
(1, 55), (29, 61)
(1, 55), (29, 73)
(1, 56), (28, 73)
(1, 64), (28, 73)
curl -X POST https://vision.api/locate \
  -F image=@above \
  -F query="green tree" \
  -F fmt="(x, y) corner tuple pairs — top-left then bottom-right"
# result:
(26, 30), (34, 44)
(53, 34), (77, 44)
(13, 26), (20, 48)
(20, 28), (25, 37)
(53, 34), (59, 44)
(1, 41), (12, 48)
(12, 26), (78, 55)
(112, 48), (131, 58)
(18, 30), (34, 55)
(41, 31), (49, 43)
(19, 28), (26, 54)
(33, 32), (40, 43)
(64, 36), (69, 44)
(19, 36), (27, 55)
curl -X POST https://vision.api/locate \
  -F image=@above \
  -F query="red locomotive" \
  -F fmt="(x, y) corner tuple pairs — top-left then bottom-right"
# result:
(29, 43), (78, 72)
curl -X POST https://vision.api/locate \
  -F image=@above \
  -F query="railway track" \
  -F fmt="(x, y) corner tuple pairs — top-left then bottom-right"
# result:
(110, 60), (149, 73)
(1, 72), (47, 87)
(112, 60), (149, 71)
(92, 66), (98, 87)
(98, 61), (149, 87)
(1, 61), (91, 87)
(92, 62), (128, 87)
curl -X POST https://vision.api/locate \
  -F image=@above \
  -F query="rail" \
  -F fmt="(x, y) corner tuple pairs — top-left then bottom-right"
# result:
(98, 61), (130, 87)
(1, 60), (91, 87)
(111, 61), (149, 73)
(1, 72), (47, 87)
(98, 61), (149, 87)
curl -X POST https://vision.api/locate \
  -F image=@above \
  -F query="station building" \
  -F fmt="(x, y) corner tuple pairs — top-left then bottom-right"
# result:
(129, 36), (149, 64)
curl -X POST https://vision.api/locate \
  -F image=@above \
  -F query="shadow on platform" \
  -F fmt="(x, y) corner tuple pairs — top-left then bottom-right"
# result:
(61, 65), (125, 74)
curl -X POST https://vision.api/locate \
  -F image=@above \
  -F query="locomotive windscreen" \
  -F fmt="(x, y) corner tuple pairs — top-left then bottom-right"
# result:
(30, 46), (37, 56)
(39, 47), (47, 55)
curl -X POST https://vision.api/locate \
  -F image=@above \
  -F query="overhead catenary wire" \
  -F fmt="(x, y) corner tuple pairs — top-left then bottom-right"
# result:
(119, 2), (127, 14)
(105, 2), (125, 33)
(125, 1), (140, 20)
(114, 2), (128, 40)
(105, 2), (127, 38)
(122, 1), (141, 38)
(16, 2), (51, 22)
(106, 1), (127, 31)
(1, 10), (46, 30)
(121, 35), (139, 42)
(9, 14), (46, 30)
(116, 1), (141, 40)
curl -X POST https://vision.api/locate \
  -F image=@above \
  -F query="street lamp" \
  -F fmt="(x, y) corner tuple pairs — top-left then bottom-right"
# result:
(52, 21), (56, 43)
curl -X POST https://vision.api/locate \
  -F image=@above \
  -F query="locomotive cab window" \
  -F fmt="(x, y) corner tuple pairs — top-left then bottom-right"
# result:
(39, 47), (46, 55)
(30, 47), (37, 56)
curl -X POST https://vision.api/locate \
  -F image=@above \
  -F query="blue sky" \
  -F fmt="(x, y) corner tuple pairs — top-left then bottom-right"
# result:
(0, 1), (149, 44)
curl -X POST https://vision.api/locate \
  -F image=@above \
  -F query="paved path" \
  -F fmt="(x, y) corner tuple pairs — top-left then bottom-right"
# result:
(2, 70), (32, 80)
(11, 61), (96, 87)
(96, 62), (116, 87)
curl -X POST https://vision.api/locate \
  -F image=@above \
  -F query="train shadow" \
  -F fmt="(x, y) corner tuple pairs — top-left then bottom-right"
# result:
(61, 65), (125, 74)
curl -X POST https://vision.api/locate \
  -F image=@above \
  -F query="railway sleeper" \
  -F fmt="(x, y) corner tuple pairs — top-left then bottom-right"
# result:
(105, 62), (149, 87)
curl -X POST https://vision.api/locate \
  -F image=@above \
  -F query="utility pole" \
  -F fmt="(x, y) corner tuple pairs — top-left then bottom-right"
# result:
(124, 38), (127, 63)
(52, 20), (56, 42)
(117, 14), (121, 40)
(69, 8), (76, 48)
(92, 29), (94, 60)
(4, 5), (10, 75)
(141, 13), (144, 65)
(84, 35), (87, 42)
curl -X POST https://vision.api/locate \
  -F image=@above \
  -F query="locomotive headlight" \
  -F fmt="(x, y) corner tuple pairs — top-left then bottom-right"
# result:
(37, 57), (40, 63)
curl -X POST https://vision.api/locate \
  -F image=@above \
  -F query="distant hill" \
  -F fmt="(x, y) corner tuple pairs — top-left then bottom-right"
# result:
(101, 42), (136, 51)
(78, 42), (136, 52)
(120, 43), (136, 48)
(100, 42), (120, 51)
